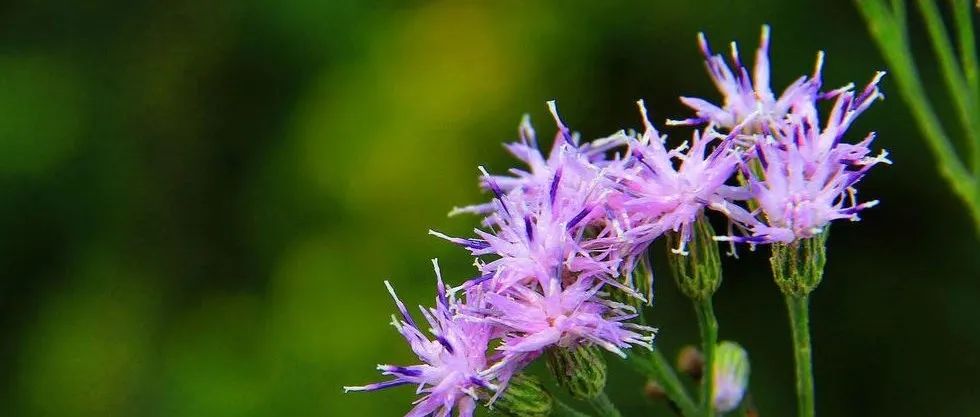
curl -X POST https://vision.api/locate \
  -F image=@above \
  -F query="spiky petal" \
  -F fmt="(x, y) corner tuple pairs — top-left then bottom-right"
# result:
(344, 261), (500, 417)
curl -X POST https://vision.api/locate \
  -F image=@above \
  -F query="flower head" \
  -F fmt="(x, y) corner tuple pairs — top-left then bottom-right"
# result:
(720, 73), (890, 244)
(668, 25), (824, 132)
(438, 168), (655, 362)
(433, 102), (636, 297)
(432, 164), (623, 294)
(344, 260), (499, 417)
(431, 109), (655, 360)
(450, 101), (627, 219)
(607, 101), (746, 255)
(482, 274), (656, 360)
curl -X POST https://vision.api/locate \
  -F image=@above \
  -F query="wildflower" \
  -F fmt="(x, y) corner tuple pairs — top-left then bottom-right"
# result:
(719, 73), (890, 244)
(668, 25), (824, 132)
(432, 171), (622, 294)
(433, 143), (655, 360)
(450, 101), (627, 219)
(607, 100), (746, 256)
(483, 274), (656, 359)
(344, 260), (499, 417)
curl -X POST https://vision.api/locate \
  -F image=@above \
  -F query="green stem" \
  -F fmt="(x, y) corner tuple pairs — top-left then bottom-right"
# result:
(916, 0), (977, 144)
(554, 398), (594, 417)
(949, 0), (980, 197)
(951, 0), (979, 95)
(588, 392), (623, 417)
(856, 0), (979, 228)
(626, 349), (698, 416)
(917, 0), (980, 203)
(694, 299), (718, 417)
(785, 295), (815, 417)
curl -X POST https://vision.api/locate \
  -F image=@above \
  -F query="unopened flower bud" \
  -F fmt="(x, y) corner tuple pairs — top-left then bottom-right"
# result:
(712, 341), (750, 413)
(610, 253), (655, 310)
(770, 231), (827, 297)
(546, 344), (607, 400)
(676, 345), (704, 380)
(490, 373), (553, 417)
(666, 215), (722, 301)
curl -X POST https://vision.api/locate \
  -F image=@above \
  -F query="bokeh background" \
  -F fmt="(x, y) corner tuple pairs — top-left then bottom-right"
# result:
(1, 0), (978, 416)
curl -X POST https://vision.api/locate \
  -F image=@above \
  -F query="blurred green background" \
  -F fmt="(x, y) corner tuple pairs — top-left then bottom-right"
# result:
(1, 1), (978, 416)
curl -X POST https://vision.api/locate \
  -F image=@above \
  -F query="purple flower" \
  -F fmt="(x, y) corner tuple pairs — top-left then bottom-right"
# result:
(450, 101), (627, 219)
(606, 101), (747, 255)
(480, 274), (656, 360)
(432, 168), (630, 294)
(344, 260), (499, 417)
(719, 73), (890, 244)
(431, 105), (656, 359)
(431, 172), (655, 360)
(668, 25), (824, 132)
(433, 102), (639, 298)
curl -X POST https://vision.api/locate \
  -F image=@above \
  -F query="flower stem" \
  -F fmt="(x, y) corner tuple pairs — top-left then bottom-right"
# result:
(588, 392), (623, 417)
(694, 298), (718, 417)
(555, 398), (594, 417)
(951, 0), (979, 98)
(856, 0), (980, 231)
(916, 0), (977, 148)
(626, 349), (698, 416)
(785, 294), (815, 417)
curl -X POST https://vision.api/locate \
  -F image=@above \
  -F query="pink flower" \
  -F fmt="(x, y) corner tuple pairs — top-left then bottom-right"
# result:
(345, 260), (500, 417)
(668, 25), (824, 133)
(719, 73), (890, 244)
(607, 101), (747, 255)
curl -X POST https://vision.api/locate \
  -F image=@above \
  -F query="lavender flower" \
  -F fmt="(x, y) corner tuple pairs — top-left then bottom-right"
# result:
(433, 101), (639, 297)
(344, 260), (499, 417)
(719, 73), (890, 244)
(450, 101), (627, 219)
(607, 101), (746, 255)
(433, 173), (655, 362)
(482, 274), (656, 360)
(449, 172), (623, 285)
(668, 25), (824, 132)
(432, 105), (656, 360)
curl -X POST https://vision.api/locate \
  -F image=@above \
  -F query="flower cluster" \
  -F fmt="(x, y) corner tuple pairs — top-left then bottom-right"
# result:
(346, 25), (887, 416)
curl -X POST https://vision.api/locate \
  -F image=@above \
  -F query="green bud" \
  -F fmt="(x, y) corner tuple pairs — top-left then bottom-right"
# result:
(666, 214), (722, 301)
(634, 253), (654, 305)
(546, 344), (607, 400)
(490, 373), (553, 417)
(610, 253), (655, 310)
(770, 230), (827, 297)
(712, 341), (750, 413)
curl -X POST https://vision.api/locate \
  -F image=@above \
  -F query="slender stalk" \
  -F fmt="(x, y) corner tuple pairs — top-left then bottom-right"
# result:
(627, 349), (698, 416)
(785, 295), (815, 417)
(588, 392), (623, 417)
(694, 299), (718, 417)
(856, 0), (978, 224)
(890, 0), (907, 25)
(949, 0), (980, 198)
(917, 0), (980, 197)
(916, 0), (977, 142)
(555, 398), (594, 417)
(950, 0), (979, 95)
